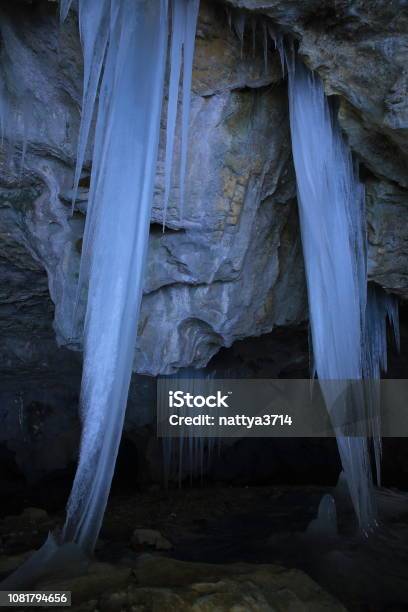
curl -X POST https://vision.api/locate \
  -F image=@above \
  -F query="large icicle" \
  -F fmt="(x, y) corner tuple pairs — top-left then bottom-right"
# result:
(286, 56), (374, 529)
(0, 0), (200, 587)
(61, 0), (200, 554)
(224, 9), (401, 529)
(69, 0), (110, 214)
(62, 0), (169, 553)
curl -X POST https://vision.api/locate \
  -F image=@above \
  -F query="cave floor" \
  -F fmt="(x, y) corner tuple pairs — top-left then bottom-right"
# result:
(1, 485), (408, 611)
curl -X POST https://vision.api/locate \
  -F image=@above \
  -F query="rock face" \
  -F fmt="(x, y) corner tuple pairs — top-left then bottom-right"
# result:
(0, 0), (307, 381)
(0, 0), (407, 480)
(0, 0), (407, 383)
(225, 0), (408, 297)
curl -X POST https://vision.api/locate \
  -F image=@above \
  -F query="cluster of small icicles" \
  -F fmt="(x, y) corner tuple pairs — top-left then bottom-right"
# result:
(225, 7), (286, 75)
(159, 10), (293, 493)
(160, 371), (221, 488)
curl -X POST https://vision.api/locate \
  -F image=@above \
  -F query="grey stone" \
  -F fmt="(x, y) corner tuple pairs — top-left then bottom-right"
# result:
(0, 0), (407, 388)
(0, 0), (307, 379)
(225, 0), (408, 297)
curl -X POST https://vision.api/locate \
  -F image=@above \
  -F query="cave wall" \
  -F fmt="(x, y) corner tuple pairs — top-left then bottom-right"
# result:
(225, 0), (408, 296)
(0, 0), (407, 483)
(0, 0), (307, 381)
(0, 0), (406, 383)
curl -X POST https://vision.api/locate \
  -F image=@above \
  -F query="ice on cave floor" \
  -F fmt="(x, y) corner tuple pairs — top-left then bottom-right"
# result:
(59, 0), (73, 23)
(307, 494), (338, 538)
(0, 533), (87, 590)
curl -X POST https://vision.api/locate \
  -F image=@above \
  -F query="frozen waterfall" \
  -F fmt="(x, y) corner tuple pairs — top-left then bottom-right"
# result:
(61, 0), (169, 553)
(60, 0), (199, 553)
(287, 55), (399, 530)
(0, 0), (200, 586)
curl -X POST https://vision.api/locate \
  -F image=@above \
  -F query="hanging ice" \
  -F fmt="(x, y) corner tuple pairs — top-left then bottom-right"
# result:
(59, 0), (73, 22)
(61, 0), (169, 553)
(159, 370), (219, 487)
(286, 55), (399, 530)
(363, 284), (400, 486)
(69, 0), (110, 213)
(223, 11), (400, 530)
(0, 0), (200, 587)
(163, 0), (199, 225)
(364, 284), (400, 380)
(60, 0), (199, 553)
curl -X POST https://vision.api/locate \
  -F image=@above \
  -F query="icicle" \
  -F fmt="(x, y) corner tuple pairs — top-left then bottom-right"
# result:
(251, 17), (256, 58)
(262, 22), (268, 72)
(226, 10), (288, 80)
(160, 369), (219, 486)
(62, 0), (169, 553)
(226, 8), (232, 32)
(163, 0), (199, 226)
(364, 285), (399, 486)
(70, 0), (110, 214)
(2, 0), (201, 585)
(233, 12), (246, 58)
(286, 54), (376, 530)
(179, 0), (199, 219)
(267, 25), (285, 77)
(364, 284), (400, 379)
(163, 1), (185, 229)
(60, 0), (74, 22)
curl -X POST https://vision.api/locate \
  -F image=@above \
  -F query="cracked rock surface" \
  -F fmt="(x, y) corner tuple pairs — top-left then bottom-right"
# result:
(0, 1), (406, 375)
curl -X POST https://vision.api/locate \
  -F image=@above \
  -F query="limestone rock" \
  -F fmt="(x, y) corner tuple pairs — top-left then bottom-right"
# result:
(0, 0), (306, 378)
(0, 0), (407, 385)
(225, 0), (408, 298)
(366, 178), (408, 297)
